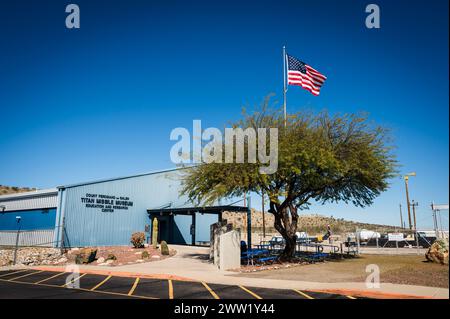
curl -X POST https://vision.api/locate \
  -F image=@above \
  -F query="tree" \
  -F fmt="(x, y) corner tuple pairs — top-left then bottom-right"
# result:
(181, 96), (397, 260)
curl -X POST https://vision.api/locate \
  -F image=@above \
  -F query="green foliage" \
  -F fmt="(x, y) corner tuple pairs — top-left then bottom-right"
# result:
(152, 218), (159, 249)
(181, 96), (397, 258)
(141, 251), (150, 259)
(130, 232), (146, 248)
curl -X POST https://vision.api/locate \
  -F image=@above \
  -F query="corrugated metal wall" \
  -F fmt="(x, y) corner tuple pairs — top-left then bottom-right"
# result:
(0, 191), (58, 211)
(59, 169), (191, 247)
(195, 213), (219, 243)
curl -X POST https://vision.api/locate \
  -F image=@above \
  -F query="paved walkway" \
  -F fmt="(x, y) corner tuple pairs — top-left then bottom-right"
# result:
(4, 245), (448, 299)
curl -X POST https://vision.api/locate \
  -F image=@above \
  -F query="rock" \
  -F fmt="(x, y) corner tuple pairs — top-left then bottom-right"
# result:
(160, 241), (170, 256)
(135, 252), (141, 255)
(151, 255), (160, 259)
(97, 257), (105, 264)
(75, 248), (97, 264)
(136, 259), (144, 263)
(106, 259), (114, 264)
(106, 253), (117, 261)
(425, 239), (449, 265)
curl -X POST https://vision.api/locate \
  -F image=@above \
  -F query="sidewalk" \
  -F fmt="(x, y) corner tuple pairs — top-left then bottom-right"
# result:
(23, 245), (449, 299)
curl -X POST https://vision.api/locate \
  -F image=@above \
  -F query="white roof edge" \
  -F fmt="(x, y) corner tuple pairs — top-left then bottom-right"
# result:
(57, 166), (192, 189)
(0, 188), (58, 201)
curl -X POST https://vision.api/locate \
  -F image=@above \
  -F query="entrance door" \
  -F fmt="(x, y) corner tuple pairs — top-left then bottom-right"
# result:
(158, 219), (169, 243)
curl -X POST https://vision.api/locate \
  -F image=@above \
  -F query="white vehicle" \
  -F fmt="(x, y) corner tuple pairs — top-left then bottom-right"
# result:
(296, 232), (308, 239)
(357, 229), (381, 241)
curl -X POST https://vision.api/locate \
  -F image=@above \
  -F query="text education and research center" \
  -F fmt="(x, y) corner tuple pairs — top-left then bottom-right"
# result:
(0, 168), (248, 248)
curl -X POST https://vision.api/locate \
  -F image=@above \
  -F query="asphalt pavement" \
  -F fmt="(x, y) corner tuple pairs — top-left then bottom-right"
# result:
(0, 269), (357, 299)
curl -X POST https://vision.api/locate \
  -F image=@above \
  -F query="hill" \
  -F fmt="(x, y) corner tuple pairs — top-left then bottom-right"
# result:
(223, 210), (400, 236)
(0, 185), (37, 196)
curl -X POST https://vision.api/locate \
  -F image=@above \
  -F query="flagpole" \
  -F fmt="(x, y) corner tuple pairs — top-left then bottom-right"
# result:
(283, 46), (287, 127)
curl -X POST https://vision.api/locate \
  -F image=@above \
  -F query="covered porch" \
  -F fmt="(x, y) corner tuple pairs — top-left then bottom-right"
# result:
(147, 205), (248, 246)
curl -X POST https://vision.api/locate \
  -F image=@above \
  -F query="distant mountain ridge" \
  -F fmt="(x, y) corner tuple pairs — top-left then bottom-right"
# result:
(223, 210), (400, 236)
(0, 185), (37, 196)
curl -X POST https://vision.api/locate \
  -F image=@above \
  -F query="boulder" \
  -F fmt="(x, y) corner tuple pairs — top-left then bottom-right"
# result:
(97, 257), (105, 264)
(75, 248), (97, 264)
(425, 239), (449, 265)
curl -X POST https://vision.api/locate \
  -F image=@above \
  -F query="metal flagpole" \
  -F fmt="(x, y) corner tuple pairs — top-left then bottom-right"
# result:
(283, 45), (287, 127)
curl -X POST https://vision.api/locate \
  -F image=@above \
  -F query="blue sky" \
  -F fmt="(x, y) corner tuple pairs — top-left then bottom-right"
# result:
(0, 0), (448, 229)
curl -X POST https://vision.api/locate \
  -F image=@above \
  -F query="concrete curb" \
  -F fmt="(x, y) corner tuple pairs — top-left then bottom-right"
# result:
(312, 288), (439, 299)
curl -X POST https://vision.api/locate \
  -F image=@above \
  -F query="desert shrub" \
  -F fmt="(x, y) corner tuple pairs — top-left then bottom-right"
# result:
(141, 251), (150, 259)
(130, 232), (146, 248)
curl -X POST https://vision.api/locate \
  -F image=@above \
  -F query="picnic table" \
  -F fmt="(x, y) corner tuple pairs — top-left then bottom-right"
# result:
(241, 248), (276, 265)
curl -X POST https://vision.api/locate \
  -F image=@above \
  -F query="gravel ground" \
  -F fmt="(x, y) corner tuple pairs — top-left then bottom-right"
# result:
(236, 254), (449, 288)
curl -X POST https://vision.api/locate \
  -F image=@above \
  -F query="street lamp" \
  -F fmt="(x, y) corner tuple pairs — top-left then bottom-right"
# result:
(13, 216), (22, 265)
(403, 172), (416, 230)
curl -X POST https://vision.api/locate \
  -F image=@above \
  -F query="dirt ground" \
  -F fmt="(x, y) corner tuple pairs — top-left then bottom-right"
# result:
(236, 254), (449, 288)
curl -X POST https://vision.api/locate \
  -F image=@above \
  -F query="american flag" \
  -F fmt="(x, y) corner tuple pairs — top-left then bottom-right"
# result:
(286, 54), (327, 96)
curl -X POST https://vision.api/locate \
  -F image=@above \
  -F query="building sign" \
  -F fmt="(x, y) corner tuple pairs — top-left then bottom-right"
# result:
(388, 233), (404, 241)
(81, 193), (133, 213)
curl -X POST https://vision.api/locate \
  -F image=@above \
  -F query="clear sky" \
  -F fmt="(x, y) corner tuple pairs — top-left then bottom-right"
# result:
(0, 0), (448, 229)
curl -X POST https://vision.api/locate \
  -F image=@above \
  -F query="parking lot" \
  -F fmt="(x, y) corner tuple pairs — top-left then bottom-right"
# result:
(0, 269), (358, 299)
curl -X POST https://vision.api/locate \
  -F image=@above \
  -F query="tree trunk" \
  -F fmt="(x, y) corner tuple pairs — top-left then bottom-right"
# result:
(270, 202), (299, 261)
(280, 233), (297, 261)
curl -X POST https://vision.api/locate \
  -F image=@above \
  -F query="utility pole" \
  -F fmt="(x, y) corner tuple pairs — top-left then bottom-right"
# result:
(261, 191), (266, 239)
(411, 200), (418, 230)
(403, 172), (416, 229)
(411, 200), (420, 252)
(399, 204), (404, 229)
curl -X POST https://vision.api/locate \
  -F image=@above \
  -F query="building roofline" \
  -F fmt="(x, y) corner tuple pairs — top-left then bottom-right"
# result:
(147, 205), (248, 215)
(0, 188), (58, 201)
(57, 166), (191, 189)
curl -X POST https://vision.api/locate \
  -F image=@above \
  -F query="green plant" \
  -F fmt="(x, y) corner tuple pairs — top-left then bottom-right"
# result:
(130, 232), (145, 248)
(181, 96), (397, 260)
(141, 251), (150, 259)
(152, 218), (159, 249)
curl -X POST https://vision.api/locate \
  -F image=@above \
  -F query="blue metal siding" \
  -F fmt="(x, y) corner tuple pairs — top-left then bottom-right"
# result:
(195, 213), (218, 243)
(60, 169), (190, 247)
(0, 209), (57, 231)
(172, 214), (192, 244)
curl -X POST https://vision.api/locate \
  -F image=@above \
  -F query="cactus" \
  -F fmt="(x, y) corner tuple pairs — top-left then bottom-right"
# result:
(152, 217), (159, 249)
(160, 241), (170, 255)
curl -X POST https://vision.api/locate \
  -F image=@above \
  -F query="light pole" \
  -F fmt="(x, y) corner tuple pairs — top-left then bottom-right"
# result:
(13, 216), (22, 265)
(403, 172), (416, 230)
